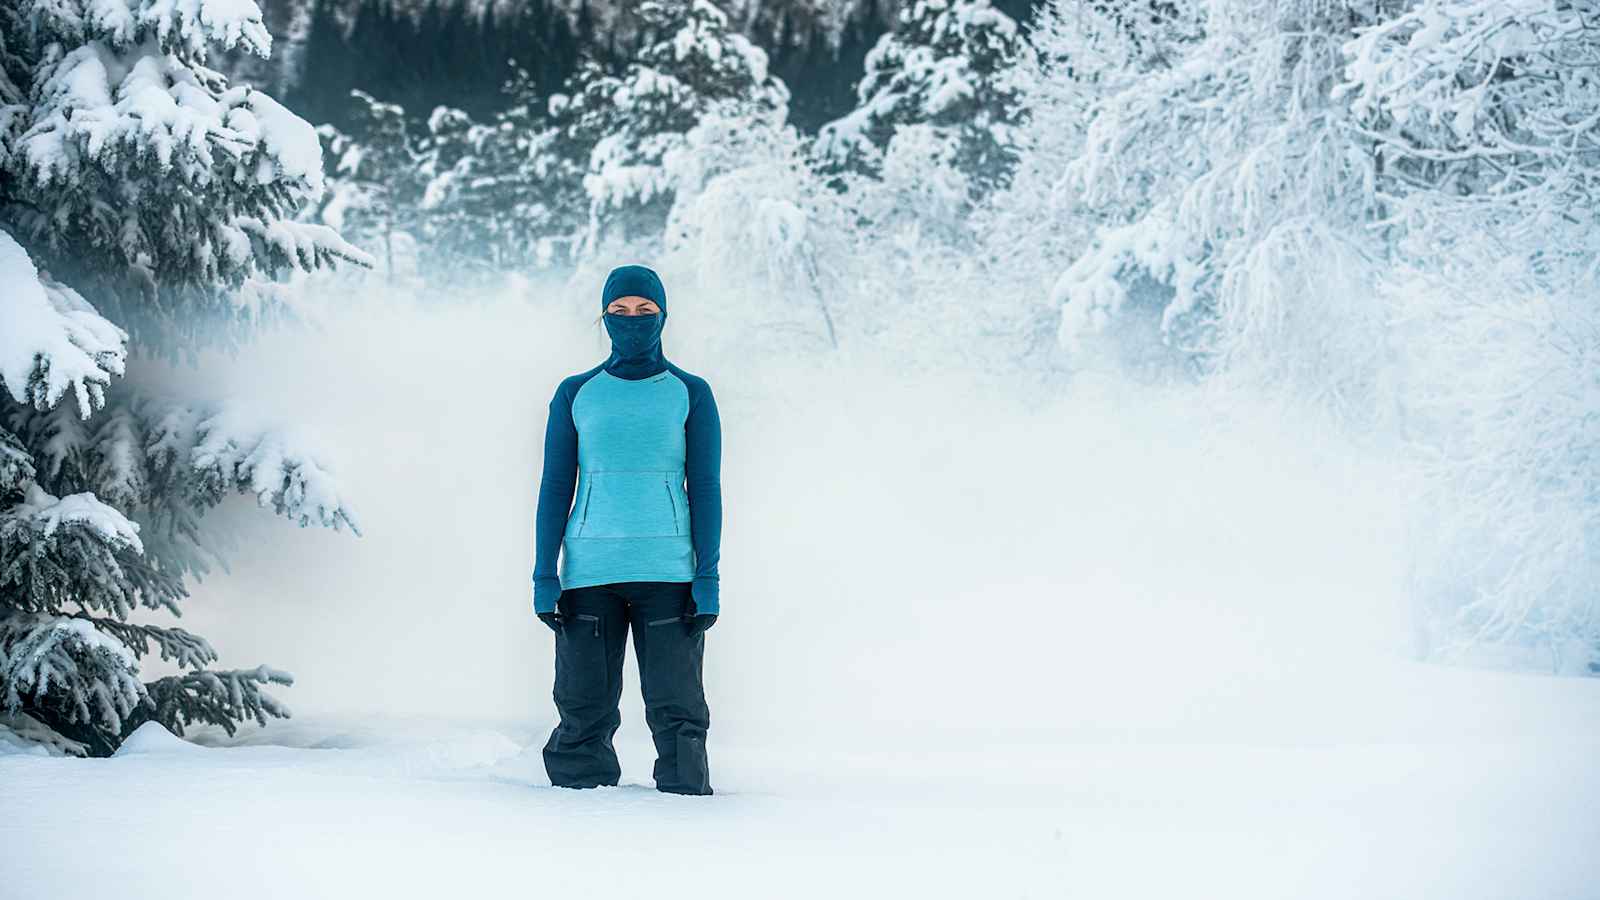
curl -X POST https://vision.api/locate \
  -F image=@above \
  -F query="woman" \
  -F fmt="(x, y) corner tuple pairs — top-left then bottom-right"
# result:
(530, 263), (722, 796)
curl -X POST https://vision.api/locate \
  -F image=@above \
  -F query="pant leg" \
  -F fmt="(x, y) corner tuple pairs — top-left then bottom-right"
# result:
(626, 581), (712, 795)
(542, 585), (628, 788)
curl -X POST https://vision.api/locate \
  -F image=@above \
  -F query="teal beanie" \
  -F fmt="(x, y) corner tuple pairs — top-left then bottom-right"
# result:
(601, 264), (667, 312)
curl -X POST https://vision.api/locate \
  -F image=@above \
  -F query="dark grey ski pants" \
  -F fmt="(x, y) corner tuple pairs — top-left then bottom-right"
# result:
(542, 581), (712, 795)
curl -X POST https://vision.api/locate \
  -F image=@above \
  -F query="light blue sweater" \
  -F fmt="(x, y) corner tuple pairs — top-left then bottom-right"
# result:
(531, 360), (722, 615)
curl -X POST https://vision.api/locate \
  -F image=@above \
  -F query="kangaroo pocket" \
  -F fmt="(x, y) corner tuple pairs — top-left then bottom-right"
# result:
(576, 470), (684, 538)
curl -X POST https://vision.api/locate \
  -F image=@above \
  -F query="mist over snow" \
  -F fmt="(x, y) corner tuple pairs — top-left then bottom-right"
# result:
(130, 279), (1590, 747)
(7, 277), (1598, 900)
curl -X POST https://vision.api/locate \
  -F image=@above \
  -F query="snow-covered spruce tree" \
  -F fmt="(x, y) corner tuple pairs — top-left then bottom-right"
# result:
(792, 0), (1035, 369)
(317, 91), (527, 289)
(0, 0), (368, 352)
(812, 0), (1032, 205)
(315, 90), (427, 286)
(1045, 0), (1395, 412)
(550, 0), (790, 259)
(1338, 0), (1600, 670)
(422, 61), (601, 272)
(0, 0), (368, 755)
(413, 96), (574, 283)
(660, 108), (849, 351)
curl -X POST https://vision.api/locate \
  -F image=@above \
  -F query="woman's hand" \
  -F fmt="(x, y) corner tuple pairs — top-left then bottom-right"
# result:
(537, 611), (565, 635)
(686, 613), (716, 635)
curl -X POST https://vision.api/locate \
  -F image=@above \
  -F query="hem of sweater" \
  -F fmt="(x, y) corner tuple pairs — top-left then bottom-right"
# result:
(559, 573), (695, 590)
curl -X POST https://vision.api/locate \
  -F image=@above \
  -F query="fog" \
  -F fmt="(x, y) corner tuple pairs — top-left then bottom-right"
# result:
(133, 276), (1596, 752)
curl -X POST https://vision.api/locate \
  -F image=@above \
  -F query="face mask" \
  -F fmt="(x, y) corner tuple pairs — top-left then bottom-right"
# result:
(603, 312), (663, 358)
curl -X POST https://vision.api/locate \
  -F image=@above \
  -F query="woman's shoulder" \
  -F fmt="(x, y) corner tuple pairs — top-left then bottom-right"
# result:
(663, 360), (715, 396)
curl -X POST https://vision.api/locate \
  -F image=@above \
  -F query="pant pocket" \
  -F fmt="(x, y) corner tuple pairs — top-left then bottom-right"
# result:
(553, 613), (605, 704)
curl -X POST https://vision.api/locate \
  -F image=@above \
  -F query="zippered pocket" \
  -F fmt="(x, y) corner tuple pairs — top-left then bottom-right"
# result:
(571, 471), (680, 537)
(572, 613), (600, 638)
(647, 615), (688, 627)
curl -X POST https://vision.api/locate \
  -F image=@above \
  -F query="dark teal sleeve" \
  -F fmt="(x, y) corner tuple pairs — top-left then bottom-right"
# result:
(682, 374), (722, 614)
(531, 376), (581, 613)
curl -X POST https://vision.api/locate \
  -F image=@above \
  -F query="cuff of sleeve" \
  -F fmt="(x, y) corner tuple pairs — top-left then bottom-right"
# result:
(532, 575), (562, 614)
(690, 576), (719, 616)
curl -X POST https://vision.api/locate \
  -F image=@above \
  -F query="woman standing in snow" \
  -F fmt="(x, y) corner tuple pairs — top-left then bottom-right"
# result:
(530, 263), (722, 796)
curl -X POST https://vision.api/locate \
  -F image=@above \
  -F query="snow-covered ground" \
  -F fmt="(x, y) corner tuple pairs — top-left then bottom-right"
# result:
(5, 288), (1598, 898)
(5, 699), (1598, 899)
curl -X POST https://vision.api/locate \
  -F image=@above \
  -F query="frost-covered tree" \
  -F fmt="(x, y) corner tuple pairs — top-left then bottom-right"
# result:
(317, 90), (534, 287)
(315, 90), (427, 285)
(813, 0), (1032, 203)
(975, 0), (1200, 333)
(1022, 0), (1600, 670)
(548, 0), (791, 258)
(413, 93), (576, 280)
(659, 104), (1032, 370)
(1043, 0), (1393, 410)
(1339, 0), (1600, 250)
(433, 60), (602, 270)
(661, 108), (846, 350)
(1339, 0), (1600, 669)
(0, 0), (368, 755)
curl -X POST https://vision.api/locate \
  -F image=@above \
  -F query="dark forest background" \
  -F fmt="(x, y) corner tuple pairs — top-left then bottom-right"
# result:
(227, 0), (1042, 134)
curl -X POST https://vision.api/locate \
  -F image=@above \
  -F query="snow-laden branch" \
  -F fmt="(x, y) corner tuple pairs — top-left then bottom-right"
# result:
(31, 0), (273, 60)
(7, 483), (143, 551)
(0, 483), (148, 619)
(6, 36), (371, 297)
(145, 664), (292, 737)
(0, 611), (145, 737)
(90, 618), (218, 670)
(147, 404), (362, 534)
(1338, 0), (1600, 241)
(234, 217), (376, 273)
(19, 44), (319, 198)
(0, 230), (127, 418)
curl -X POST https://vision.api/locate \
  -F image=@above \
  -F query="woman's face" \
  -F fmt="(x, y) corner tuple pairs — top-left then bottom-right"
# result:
(606, 295), (660, 316)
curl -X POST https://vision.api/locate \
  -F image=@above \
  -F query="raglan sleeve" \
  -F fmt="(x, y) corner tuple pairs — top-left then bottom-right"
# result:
(683, 376), (723, 615)
(531, 378), (579, 614)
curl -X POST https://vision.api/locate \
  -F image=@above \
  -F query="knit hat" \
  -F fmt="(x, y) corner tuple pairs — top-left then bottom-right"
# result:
(601, 264), (667, 312)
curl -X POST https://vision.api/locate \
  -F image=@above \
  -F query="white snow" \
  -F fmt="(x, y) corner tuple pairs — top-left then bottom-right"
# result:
(92, 0), (274, 59)
(0, 230), (127, 417)
(2, 705), (1596, 898)
(12, 483), (143, 552)
(112, 720), (206, 755)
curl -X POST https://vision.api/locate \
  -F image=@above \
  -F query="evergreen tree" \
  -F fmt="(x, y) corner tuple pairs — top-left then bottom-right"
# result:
(412, 102), (527, 282)
(813, 0), (1033, 202)
(550, 0), (792, 258)
(315, 89), (428, 284)
(0, 0), (367, 755)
